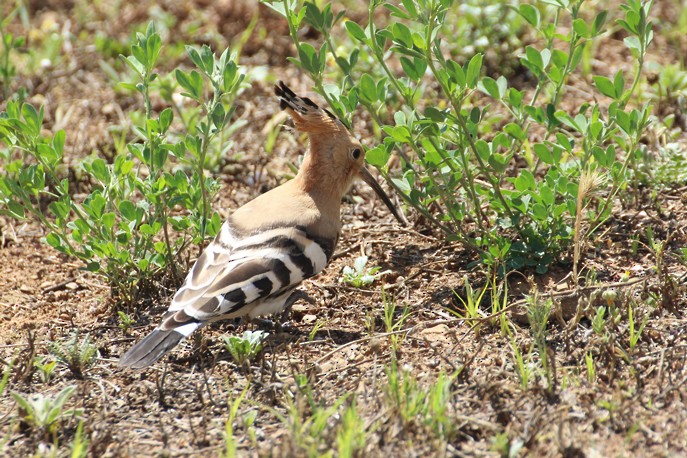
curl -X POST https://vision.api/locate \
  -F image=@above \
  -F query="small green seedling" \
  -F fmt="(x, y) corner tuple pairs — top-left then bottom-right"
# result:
(224, 330), (267, 367)
(11, 385), (82, 437)
(34, 356), (57, 384)
(117, 311), (135, 333)
(341, 255), (389, 288)
(48, 332), (98, 379)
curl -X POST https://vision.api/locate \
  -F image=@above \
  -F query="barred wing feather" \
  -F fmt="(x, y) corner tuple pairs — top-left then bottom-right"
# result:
(119, 223), (333, 369)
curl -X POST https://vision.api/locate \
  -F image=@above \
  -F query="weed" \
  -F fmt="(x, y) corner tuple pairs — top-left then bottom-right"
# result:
(627, 301), (648, 350)
(33, 357), (57, 384)
(383, 360), (458, 445)
(592, 306), (608, 337)
(0, 2), (28, 100)
(381, 290), (411, 352)
(308, 320), (327, 342)
(47, 332), (98, 379)
(335, 400), (367, 458)
(510, 334), (533, 390)
(223, 330), (267, 368)
(222, 385), (249, 458)
(585, 351), (596, 383)
(274, 377), (350, 457)
(266, 0), (654, 273)
(1, 356), (13, 397)
(451, 275), (488, 320)
(341, 255), (389, 288)
(117, 311), (135, 333)
(70, 420), (89, 458)
(0, 22), (245, 304)
(527, 293), (552, 375)
(11, 385), (83, 439)
(384, 360), (425, 424)
(491, 431), (524, 458)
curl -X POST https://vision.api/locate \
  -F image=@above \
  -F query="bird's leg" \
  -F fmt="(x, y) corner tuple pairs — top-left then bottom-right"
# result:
(250, 290), (311, 332)
(279, 290), (310, 323)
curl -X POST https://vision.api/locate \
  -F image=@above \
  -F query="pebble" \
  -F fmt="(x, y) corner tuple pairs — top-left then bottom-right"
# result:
(19, 285), (33, 294)
(302, 314), (317, 324)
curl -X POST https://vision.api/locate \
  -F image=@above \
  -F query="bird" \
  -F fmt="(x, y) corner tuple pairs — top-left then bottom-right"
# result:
(119, 81), (404, 369)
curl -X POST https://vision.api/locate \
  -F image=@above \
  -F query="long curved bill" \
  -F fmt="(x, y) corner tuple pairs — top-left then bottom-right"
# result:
(359, 167), (406, 225)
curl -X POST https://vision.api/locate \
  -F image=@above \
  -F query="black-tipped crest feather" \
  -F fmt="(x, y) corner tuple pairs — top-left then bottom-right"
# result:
(275, 81), (339, 122)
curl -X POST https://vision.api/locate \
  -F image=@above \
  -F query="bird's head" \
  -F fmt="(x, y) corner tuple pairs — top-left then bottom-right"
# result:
(275, 81), (404, 225)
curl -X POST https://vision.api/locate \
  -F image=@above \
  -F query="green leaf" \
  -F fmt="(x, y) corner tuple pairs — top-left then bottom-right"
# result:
(518, 4), (540, 27)
(52, 130), (65, 157)
(613, 69), (625, 98)
(159, 108), (173, 133)
(551, 49), (568, 69)
(593, 76), (617, 99)
(85, 261), (100, 272)
(102, 212), (115, 230)
(478, 77), (501, 99)
(186, 46), (204, 73)
(21, 103), (42, 137)
(383, 125), (412, 143)
(297, 43), (318, 74)
(391, 177), (412, 195)
(572, 18), (589, 38)
(359, 73), (377, 102)
(424, 107), (446, 122)
(345, 21), (367, 42)
(199, 45), (215, 76)
(592, 10), (608, 36)
(400, 56), (426, 81)
(211, 103), (226, 129)
(37, 144), (60, 168)
(45, 233), (63, 250)
(222, 61), (241, 92)
(446, 60), (465, 87)
(145, 33), (162, 71)
(384, 3), (411, 20)
(524, 46), (543, 72)
(121, 54), (146, 77)
(514, 170), (535, 191)
(7, 200), (25, 219)
(474, 140), (490, 161)
(175, 69), (203, 101)
(540, 184), (555, 205)
(90, 158), (110, 183)
(391, 23), (413, 48)
(118, 200), (137, 221)
(623, 36), (641, 55)
(365, 144), (392, 168)
(488, 153), (508, 173)
(503, 123), (526, 141)
(533, 143), (554, 164)
(507, 88), (523, 108)
(465, 54), (482, 89)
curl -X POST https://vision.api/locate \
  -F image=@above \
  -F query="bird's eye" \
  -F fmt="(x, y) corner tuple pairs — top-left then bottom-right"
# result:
(352, 148), (362, 159)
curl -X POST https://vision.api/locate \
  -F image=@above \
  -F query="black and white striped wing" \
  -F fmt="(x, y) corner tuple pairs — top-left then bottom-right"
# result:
(165, 224), (332, 325)
(119, 222), (334, 368)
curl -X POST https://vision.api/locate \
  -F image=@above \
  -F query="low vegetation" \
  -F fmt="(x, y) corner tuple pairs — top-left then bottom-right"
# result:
(1, 0), (686, 456)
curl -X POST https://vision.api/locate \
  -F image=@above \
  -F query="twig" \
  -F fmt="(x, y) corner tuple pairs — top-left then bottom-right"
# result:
(42, 276), (78, 293)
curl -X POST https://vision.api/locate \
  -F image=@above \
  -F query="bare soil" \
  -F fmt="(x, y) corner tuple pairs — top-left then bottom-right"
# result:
(2, 1), (687, 457)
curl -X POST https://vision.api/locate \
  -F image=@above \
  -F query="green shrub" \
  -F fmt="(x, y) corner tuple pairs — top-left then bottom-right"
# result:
(264, 0), (654, 273)
(0, 23), (246, 303)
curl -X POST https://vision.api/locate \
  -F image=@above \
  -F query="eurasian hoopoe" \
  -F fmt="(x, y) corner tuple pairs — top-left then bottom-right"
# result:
(119, 81), (403, 369)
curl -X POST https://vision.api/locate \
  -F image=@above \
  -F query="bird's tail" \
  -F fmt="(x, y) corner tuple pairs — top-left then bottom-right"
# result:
(119, 322), (201, 369)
